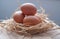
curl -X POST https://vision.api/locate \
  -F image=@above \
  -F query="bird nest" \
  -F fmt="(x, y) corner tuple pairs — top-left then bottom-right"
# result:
(0, 13), (53, 35)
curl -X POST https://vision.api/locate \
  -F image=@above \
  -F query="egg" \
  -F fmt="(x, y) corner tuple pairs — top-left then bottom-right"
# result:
(13, 11), (25, 23)
(35, 13), (42, 20)
(20, 3), (37, 15)
(23, 16), (42, 26)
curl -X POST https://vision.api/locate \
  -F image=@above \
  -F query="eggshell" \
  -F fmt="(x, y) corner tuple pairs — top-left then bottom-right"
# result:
(20, 3), (37, 15)
(23, 16), (42, 26)
(35, 13), (42, 20)
(13, 11), (25, 23)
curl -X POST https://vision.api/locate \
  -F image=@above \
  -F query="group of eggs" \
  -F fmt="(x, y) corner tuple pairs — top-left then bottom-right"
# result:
(13, 3), (42, 26)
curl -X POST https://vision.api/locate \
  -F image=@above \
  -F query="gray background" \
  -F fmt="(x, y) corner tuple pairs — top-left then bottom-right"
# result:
(0, 0), (60, 25)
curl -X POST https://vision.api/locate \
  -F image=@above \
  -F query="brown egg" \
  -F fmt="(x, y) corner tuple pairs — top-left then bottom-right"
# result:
(20, 3), (37, 15)
(13, 11), (25, 23)
(35, 13), (42, 20)
(23, 16), (42, 26)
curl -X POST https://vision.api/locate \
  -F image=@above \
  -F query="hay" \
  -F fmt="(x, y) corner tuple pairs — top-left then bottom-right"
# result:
(0, 13), (54, 35)
(0, 7), (54, 35)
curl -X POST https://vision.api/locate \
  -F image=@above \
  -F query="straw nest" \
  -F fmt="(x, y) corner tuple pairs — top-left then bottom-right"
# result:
(0, 13), (54, 35)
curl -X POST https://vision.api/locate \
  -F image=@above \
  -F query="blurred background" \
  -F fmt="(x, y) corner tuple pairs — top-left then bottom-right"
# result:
(0, 0), (60, 25)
